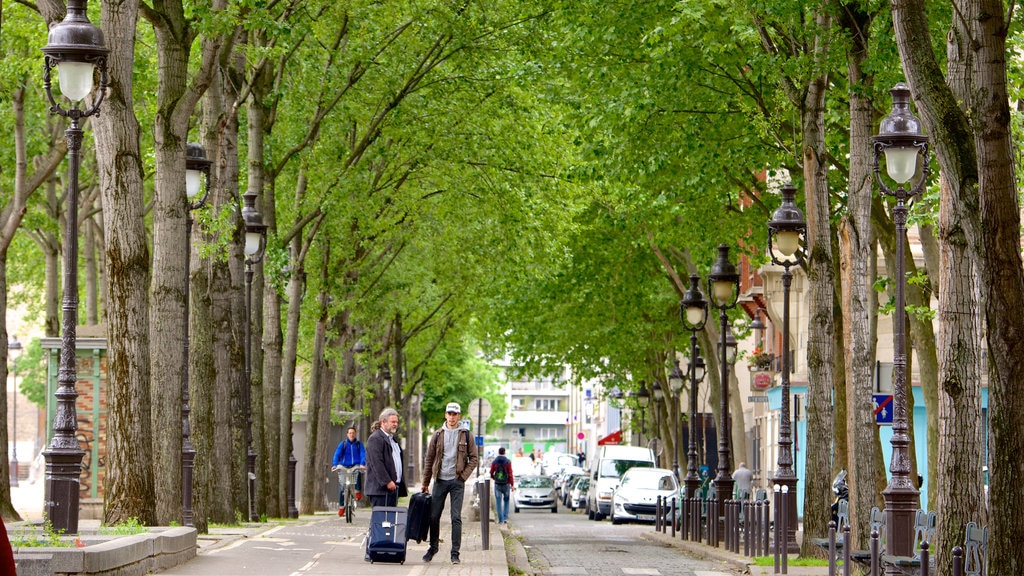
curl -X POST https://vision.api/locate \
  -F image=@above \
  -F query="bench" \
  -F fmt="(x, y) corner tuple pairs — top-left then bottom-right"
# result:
(880, 509), (936, 575)
(849, 507), (885, 565)
(963, 521), (988, 576)
(810, 499), (848, 551)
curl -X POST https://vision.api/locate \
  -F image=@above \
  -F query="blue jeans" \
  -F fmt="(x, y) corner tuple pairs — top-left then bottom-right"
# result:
(428, 478), (465, 557)
(494, 483), (511, 523)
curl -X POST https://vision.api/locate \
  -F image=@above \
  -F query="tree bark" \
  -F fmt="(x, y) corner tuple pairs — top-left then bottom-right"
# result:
(300, 250), (331, 515)
(93, 0), (156, 526)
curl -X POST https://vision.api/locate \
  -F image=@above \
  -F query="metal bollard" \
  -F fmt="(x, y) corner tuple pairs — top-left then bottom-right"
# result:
(842, 524), (850, 576)
(671, 497), (676, 537)
(827, 520), (837, 576)
(656, 495), (663, 531)
(480, 478), (490, 551)
(952, 546), (963, 576)
(870, 529), (879, 576)
(770, 483), (778, 569)
(920, 541), (929, 576)
(781, 485), (789, 574)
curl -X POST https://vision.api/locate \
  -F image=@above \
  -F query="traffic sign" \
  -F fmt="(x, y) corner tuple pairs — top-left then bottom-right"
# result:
(468, 397), (492, 422)
(873, 394), (894, 425)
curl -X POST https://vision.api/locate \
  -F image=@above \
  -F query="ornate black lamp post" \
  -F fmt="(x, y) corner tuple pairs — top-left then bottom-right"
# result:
(668, 359), (685, 480)
(874, 82), (929, 568)
(242, 190), (268, 522)
(181, 143), (211, 526)
(707, 244), (740, 505)
(8, 336), (23, 486)
(41, 0), (108, 534)
(680, 274), (709, 496)
(633, 382), (650, 444)
(767, 182), (806, 553)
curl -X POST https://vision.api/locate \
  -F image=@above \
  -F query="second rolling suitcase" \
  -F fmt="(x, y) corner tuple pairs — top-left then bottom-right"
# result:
(406, 491), (432, 543)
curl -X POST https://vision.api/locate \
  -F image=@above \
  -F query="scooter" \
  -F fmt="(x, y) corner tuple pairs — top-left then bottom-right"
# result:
(830, 469), (848, 526)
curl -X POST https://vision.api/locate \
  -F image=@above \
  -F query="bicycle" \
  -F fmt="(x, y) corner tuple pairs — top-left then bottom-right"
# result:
(333, 465), (363, 524)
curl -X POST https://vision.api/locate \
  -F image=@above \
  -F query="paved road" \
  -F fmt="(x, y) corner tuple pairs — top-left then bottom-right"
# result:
(510, 506), (744, 576)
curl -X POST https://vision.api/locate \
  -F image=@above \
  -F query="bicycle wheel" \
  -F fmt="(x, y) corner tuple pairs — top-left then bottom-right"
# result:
(345, 488), (354, 523)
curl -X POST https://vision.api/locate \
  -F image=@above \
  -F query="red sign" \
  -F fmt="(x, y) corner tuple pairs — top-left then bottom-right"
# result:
(751, 371), (773, 391)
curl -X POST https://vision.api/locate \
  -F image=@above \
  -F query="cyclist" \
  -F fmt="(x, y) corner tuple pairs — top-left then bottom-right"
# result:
(331, 426), (366, 516)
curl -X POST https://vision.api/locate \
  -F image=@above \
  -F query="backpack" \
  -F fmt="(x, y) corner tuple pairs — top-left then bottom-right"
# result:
(492, 456), (509, 484)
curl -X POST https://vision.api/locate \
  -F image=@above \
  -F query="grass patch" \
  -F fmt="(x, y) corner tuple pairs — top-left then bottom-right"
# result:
(751, 555), (830, 566)
(99, 517), (147, 536)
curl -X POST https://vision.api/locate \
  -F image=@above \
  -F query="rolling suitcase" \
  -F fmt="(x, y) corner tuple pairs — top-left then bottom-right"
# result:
(367, 506), (407, 564)
(406, 491), (432, 543)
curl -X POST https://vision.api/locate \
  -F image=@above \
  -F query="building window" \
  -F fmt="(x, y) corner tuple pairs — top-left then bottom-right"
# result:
(534, 399), (559, 411)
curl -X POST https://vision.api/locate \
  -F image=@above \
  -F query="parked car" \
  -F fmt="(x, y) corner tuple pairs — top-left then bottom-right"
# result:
(514, 475), (558, 513)
(568, 476), (590, 511)
(560, 473), (586, 506)
(554, 466), (585, 493)
(610, 467), (679, 525)
(586, 445), (656, 521)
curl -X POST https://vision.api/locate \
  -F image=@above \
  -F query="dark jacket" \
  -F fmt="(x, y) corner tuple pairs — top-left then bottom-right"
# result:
(364, 428), (408, 497)
(422, 426), (479, 488)
(490, 454), (514, 488)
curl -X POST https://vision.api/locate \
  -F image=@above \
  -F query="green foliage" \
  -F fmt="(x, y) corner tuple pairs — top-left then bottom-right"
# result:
(9, 338), (48, 408)
(8, 520), (71, 548)
(99, 517), (147, 535)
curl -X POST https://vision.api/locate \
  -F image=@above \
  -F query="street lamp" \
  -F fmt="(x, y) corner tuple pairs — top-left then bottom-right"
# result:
(41, 0), (108, 534)
(634, 382), (650, 443)
(767, 182), (806, 553)
(874, 82), (929, 565)
(181, 143), (211, 527)
(680, 274), (709, 497)
(668, 359), (685, 480)
(242, 190), (268, 523)
(707, 244), (740, 506)
(8, 336), (24, 486)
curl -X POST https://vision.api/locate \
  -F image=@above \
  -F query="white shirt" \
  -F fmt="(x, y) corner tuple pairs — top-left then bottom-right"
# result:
(385, 431), (402, 483)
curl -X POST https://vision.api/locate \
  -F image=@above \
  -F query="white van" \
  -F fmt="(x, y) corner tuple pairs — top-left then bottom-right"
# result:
(585, 445), (656, 520)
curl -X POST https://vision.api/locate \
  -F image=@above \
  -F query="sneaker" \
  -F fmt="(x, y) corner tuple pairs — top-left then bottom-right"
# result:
(356, 492), (363, 500)
(423, 550), (436, 563)
(451, 554), (460, 565)
(338, 507), (345, 517)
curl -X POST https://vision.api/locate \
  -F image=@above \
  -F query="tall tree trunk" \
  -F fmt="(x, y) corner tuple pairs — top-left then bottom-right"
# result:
(800, 35), (840, 553)
(825, 2), (874, 554)
(92, 0), (156, 526)
(300, 250), (331, 515)
(891, 0), (1010, 570)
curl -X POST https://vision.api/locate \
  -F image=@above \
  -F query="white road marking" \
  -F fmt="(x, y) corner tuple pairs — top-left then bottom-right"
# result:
(622, 569), (660, 575)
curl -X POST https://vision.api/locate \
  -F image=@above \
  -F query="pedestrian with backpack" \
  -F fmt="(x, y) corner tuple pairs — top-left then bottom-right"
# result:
(421, 402), (479, 565)
(490, 447), (515, 524)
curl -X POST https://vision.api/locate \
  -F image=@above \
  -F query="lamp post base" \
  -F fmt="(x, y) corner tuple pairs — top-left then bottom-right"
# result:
(44, 447), (85, 534)
(287, 452), (298, 519)
(715, 477), (734, 507)
(684, 476), (700, 499)
(882, 483), (920, 574)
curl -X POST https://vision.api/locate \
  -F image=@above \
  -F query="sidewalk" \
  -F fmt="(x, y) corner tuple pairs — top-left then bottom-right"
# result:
(9, 480), (511, 576)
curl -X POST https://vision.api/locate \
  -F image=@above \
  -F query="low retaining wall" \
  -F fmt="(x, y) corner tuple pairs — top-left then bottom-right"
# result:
(14, 527), (197, 576)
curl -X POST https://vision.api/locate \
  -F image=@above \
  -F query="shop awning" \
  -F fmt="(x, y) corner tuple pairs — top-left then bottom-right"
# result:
(597, 429), (621, 445)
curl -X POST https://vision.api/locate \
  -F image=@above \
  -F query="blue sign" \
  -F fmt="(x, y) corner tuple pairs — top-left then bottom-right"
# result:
(475, 435), (484, 447)
(873, 394), (894, 425)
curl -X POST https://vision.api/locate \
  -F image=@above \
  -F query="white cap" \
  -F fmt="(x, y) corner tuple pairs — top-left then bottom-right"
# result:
(445, 402), (462, 414)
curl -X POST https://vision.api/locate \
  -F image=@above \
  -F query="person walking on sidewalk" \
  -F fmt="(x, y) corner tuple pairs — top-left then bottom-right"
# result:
(490, 447), (515, 524)
(332, 426), (366, 514)
(365, 408), (407, 508)
(421, 402), (479, 565)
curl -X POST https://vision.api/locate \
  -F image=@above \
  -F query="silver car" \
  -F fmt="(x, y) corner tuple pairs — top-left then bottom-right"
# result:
(514, 475), (558, 513)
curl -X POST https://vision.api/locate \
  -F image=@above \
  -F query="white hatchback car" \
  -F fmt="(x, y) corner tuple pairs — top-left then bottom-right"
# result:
(610, 467), (679, 525)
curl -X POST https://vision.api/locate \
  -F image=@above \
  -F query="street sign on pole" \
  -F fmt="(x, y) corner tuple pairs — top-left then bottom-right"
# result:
(873, 394), (894, 425)
(469, 397), (492, 476)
